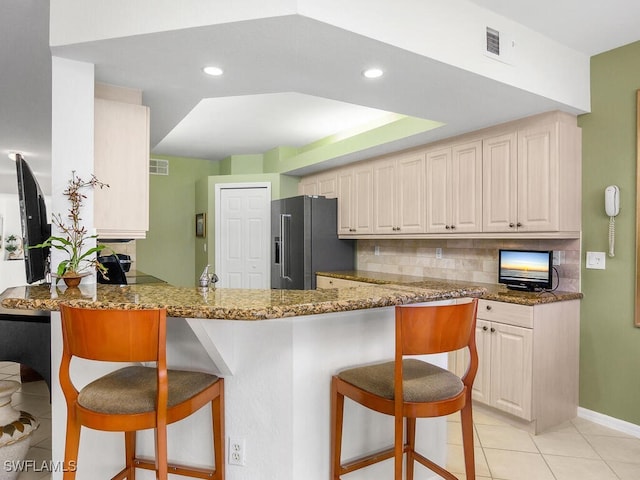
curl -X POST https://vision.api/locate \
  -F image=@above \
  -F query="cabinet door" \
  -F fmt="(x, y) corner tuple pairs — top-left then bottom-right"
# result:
(352, 164), (373, 234)
(94, 99), (150, 239)
(337, 169), (354, 235)
(317, 172), (338, 199)
(482, 132), (517, 232)
(472, 319), (492, 404)
(517, 123), (558, 232)
(425, 147), (451, 233)
(299, 176), (318, 196)
(490, 322), (533, 420)
(451, 141), (482, 232)
(396, 153), (425, 234)
(373, 158), (397, 234)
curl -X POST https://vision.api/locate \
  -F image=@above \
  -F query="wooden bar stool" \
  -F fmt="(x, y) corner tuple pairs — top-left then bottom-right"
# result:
(330, 298), (479, 480)
(59, 304), (225, 480)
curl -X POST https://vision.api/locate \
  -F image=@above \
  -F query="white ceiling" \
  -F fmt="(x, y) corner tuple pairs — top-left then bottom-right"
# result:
(1, 1), (640, 195)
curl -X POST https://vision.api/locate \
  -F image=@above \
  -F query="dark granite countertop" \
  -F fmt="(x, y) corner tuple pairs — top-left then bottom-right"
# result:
(0, 281), (486, 321)
(316, 270), (583, 306)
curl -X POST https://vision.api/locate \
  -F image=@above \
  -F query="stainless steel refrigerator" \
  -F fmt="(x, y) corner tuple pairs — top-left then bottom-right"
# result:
(271, 195), (355, 290)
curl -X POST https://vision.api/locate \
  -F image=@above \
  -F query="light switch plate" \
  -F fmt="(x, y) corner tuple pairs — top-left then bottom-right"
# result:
(586, 251), (606, 270)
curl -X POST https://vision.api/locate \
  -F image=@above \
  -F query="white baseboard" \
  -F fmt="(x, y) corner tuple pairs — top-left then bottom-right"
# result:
(578, 407), (640, 438)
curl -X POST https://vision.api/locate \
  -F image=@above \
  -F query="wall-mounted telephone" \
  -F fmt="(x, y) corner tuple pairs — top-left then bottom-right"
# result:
(605, 185), (620, 257)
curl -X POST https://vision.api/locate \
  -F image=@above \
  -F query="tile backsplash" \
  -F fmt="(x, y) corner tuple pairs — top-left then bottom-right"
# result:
(356, 238), (581, 292)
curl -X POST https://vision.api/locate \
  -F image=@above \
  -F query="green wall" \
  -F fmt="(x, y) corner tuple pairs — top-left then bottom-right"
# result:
(137, 156), (218, 287)
(578, 40), (640, 424)
(194, 172), (299, 283)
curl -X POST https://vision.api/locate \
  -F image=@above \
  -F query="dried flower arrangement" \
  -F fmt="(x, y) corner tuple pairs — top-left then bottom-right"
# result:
(32, 171), (109, 282)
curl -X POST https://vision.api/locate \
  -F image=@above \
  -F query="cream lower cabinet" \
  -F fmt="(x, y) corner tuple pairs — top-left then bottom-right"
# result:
(455, 298), (580, 434)
(94, 97), (150, 239)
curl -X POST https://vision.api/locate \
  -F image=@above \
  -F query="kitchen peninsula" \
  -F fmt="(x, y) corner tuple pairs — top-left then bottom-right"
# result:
(2, 279), (486, 480)
(2, 272), (581, 479)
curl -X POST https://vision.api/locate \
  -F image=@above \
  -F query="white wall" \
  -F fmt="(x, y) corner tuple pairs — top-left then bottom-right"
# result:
(50, 56), (96, 278)
(49, 0), (296, 45)
(50, 0), (590, 112)
(0, 193), (52, 291)
(300, 0), (590, 112)
(0, 193), (26, 290)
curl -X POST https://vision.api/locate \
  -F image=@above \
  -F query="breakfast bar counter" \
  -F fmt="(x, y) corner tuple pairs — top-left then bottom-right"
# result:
(1, 280), (486, 319)
(1, 281), (487, 480)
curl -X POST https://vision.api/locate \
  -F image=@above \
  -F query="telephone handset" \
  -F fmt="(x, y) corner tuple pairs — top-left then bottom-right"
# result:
(605, 185), (620, 257)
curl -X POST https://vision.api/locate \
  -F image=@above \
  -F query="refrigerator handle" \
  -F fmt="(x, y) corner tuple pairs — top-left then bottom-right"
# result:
(280, 213), (292, 281)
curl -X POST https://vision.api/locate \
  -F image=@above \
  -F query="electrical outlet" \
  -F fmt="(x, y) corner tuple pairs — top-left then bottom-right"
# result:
(374, 245), (380, 256)
(586, 251), (606, 270)
(553, 251), (564, 265)
(228, 437), (246, 466)
(435, 248), (443, 259)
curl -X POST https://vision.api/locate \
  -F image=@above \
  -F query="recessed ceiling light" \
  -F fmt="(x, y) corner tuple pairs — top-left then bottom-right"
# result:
(203, 66), (224, 77)
(362, 68), (384, 79)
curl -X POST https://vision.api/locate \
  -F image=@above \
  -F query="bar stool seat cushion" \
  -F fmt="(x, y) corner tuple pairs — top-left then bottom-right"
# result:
(338, 358), (463, 403)
(78, 366), (219, 415)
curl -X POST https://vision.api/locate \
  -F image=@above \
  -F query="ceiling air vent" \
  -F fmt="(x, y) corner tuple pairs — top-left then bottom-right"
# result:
(149, 158), (169, 176)
(486, 27), (500, 56)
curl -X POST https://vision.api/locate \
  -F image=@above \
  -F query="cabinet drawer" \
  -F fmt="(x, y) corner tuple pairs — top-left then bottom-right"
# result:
(477, 299), (533, 328)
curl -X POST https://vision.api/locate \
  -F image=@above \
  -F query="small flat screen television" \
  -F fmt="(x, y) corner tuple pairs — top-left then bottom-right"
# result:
(498, 249), (553, 291)
(15, 155), (51, 284)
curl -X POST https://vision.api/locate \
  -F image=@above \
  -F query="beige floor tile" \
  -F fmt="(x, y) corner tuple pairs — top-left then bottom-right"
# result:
(471, 408), (511, 427)
(585, 434), (640, 464)
(532, 430), (600, 458)
(544, 454), (618, 480)
(446, 420), (480, 446)
(572, 416), (635, 438)
(607, 460), (640, 479)
(446, 444), (491, 477)
(475, 424), (538, 452)
(483, 448), (555, 480)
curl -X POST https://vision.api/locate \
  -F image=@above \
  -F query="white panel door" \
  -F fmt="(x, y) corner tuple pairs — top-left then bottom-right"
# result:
(218, 186), (270, 289)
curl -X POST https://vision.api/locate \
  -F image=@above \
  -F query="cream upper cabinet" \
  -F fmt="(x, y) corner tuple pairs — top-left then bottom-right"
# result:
(298, 111), (581, 239)
(94, 97), (150, 239)
(482, 132), (518, 232)
(373, 152), (425, 234)
(317, 171), (338, 198)
(297, 172), (337, 198)
(483, 114), (581, 233)
(426, 140), (482, 233)
(298, 176), (318, 196)
(337, 164), (373, 235)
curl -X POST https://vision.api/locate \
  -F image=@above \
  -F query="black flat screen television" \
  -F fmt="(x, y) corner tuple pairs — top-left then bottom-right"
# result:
(15, 155), (51, 284)
(498, 249), (553, 291)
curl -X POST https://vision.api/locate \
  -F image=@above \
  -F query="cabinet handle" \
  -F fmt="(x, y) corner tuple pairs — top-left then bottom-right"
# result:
(482, 326), (488, 331)
(490, 327), (496, 333)
(509, 223), (515, 228)
(517, 222), (522, 227)
(486, 305), (492, 311)
(450, 225), (456, 230)
(445, 225), (450, 230)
